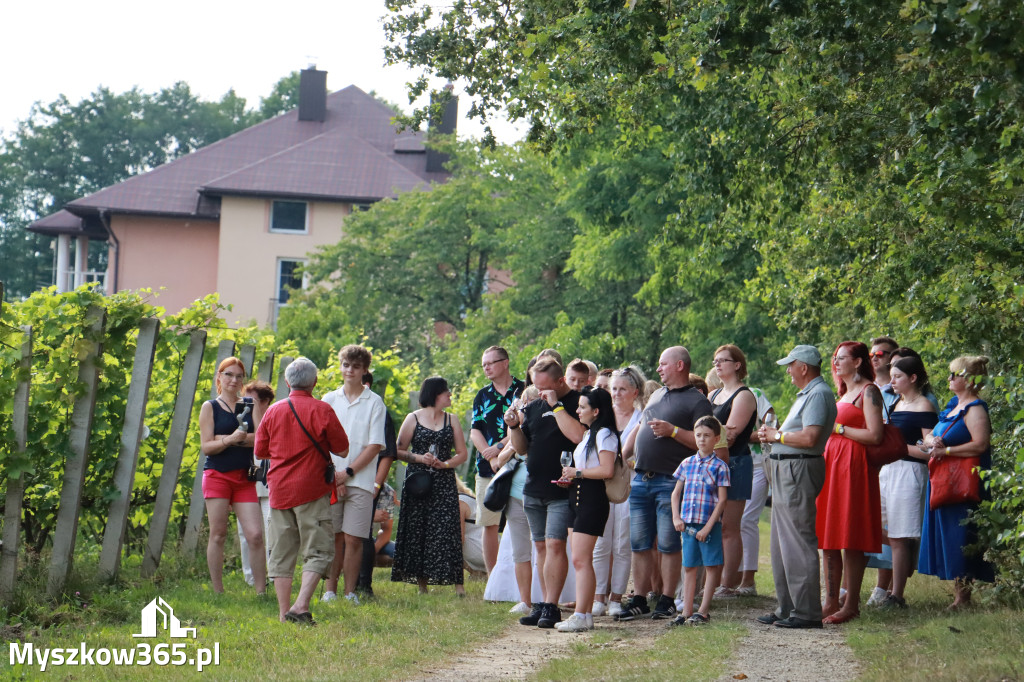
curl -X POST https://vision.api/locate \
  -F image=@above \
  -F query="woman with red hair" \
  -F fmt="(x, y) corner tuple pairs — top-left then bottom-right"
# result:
(817, 341), (884, 623)
(198, 357), (266, 594)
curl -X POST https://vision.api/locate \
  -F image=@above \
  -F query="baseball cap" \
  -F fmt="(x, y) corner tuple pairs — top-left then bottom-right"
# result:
(777, 345), (822, 367)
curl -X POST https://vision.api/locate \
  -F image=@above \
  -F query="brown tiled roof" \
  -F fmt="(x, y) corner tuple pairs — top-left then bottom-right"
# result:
(30, 86), (442, 235)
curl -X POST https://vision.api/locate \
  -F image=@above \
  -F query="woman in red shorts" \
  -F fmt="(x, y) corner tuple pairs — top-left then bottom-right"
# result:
(817, 341), (884, 623)
(198, 357), (266, 594)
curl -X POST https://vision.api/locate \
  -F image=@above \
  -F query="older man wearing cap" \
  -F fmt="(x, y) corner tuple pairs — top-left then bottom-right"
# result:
(755, 345), (837, 629)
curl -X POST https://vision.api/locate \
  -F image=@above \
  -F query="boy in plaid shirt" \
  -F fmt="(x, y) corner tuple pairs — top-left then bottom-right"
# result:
(670, 415), (730, 625)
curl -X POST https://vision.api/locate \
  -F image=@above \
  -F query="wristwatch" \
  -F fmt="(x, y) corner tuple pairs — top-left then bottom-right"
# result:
(345, 467), (355, 477)
(574, 470), (583, 480)
(836, 424), (846, 435)
(773, 432), (782, 442)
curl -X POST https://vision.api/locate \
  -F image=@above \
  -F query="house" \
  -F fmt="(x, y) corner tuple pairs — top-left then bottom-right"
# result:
(29, 68), (455, 326)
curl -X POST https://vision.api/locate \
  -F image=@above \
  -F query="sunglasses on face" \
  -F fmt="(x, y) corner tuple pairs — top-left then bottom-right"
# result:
(869, 350), (892, 358)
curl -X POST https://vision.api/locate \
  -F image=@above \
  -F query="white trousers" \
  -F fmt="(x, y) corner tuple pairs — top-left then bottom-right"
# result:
(593, 500), (631, 595)
(740, 461), (769, 573)
(239, 496), (272, 585)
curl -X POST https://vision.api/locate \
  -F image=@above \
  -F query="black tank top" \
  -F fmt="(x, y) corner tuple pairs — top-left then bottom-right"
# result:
(205, 399), (255, 472)
(711, 387), (755, 460)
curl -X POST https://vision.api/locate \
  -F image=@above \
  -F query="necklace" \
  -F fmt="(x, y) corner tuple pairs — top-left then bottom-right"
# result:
(217, 396), (234, 412)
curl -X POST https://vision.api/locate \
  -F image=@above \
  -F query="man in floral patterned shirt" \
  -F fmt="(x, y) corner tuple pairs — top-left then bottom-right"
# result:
(470, 345), (525, 573)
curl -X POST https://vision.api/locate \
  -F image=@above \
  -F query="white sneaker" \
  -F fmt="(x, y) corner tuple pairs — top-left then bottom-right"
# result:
(592, 601), (607, 617)
(509, 601), (531, 615)
(321, 591), (337, 603)
(713, 586), (738, 599)
(866, 586), (889, 607)
(344, 592), (360, 606)
(735, 585), (757, 596)
(555, 613), (593, 632)
(607, 601), (623, 618)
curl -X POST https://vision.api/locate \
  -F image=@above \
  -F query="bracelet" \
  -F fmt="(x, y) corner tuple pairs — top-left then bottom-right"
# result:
(945, 447), (951, 456)
(671, 426), (679, 438)
(553, 405), (565, 414)
(444, 461), (450, 468)
(374, 482), (381, 490)
(780, 433), (785, 445)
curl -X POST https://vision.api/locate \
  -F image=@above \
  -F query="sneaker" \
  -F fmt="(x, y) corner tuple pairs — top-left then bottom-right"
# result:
(734, 585), (757, 596)
(866, 586), (889, 607)
(880, 594), (907, 610)
(537, 602), (562, 629)
(607, 601), (623, 618)
(713, 586), (738, 599)
(687, 612), (710, 625)
(509, 601), (532, 615)
(613, 595), (650, 621)
(343, 592), (360, 606)
(519, 603), (545, 626)
(667, 614), (689, 627)
(651, 595), (677, 620)
(592, 601), (607, 617)
(321, 591), (337, 603)
(555, 613), (592, 632)
(586, 613), (594, 629)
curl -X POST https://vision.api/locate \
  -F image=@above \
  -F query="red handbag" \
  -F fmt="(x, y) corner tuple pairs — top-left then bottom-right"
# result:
(926, 405), (982, 508)
(928, 455), (981, 508)
(866, 424), (906, 468)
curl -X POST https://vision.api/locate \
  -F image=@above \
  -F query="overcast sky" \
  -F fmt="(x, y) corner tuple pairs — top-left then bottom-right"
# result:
(1, 0), (523, 142)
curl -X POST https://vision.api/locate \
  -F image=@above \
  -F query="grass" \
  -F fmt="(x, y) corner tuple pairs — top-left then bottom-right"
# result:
(1, 556), (507, 681)
(2, 512), (1022, 681)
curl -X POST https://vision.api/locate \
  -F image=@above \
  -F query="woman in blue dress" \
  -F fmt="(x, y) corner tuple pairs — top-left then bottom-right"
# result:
(919, 355), (995, 609)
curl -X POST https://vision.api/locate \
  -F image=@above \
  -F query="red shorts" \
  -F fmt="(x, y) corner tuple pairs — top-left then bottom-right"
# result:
(202, 468), (258, 504)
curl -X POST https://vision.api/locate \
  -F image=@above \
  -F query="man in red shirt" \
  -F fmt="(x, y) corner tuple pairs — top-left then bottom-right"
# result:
(255, 357), (349, 624)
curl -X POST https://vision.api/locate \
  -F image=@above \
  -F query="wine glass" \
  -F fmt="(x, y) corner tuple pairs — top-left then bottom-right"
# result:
(560, 450), (573, 480)
(763, 414), (778, 455)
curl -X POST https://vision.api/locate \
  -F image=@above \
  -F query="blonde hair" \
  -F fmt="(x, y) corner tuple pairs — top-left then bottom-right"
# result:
(705, 368), (724, 391)
(950, 355), (991, 394)
(456, 477), (474, 497)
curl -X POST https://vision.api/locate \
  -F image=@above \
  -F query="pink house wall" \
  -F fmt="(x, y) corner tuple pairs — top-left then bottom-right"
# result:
(110, 215), (219, 315)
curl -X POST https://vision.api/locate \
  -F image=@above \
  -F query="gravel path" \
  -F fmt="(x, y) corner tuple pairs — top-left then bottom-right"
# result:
(407, 597), (860, 682)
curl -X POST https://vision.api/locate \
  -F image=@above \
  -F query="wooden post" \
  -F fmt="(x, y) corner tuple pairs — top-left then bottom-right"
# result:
(238, 344), (256, 377)
(181, 339), (235, 556)
(0, 325), (32, 605)
(275, 356), (294, 400)
(98, 318), (160, 581)
(48, 305), (105, 597)
(256, 352), (274, 383)
(142, 330), (207, 577)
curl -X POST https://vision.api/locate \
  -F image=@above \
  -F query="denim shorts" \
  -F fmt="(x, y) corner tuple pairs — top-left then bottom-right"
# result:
(523, 495), (571, 542)
(726, 454), (753, 501)
(682, 522), (724, 568)
(628, 472), (681, 553)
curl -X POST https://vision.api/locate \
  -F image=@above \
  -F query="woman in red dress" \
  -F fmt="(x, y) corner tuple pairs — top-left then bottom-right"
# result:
(817, 341), (884, 624)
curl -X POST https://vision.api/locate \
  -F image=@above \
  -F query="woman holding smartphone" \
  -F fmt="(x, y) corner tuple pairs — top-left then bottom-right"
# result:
(198, 357), (266, 595)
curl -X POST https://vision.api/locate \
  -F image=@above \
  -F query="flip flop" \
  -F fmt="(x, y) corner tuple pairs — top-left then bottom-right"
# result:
(285, 611), (316, 626)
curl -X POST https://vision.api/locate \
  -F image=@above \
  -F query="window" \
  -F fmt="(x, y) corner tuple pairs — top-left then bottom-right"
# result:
(276, 259), (306, 304)
(272, 258), (307, 328)
(270, 200), (308, 233)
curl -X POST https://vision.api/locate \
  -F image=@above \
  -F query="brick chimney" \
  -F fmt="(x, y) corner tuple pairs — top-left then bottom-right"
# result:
(298, 67), (327, 122)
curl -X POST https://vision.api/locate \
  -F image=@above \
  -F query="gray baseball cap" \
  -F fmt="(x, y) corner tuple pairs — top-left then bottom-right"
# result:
(777, 345), (822, 367)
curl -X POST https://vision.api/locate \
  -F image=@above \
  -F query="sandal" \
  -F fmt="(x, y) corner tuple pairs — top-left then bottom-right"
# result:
(285, 611), (316, 626)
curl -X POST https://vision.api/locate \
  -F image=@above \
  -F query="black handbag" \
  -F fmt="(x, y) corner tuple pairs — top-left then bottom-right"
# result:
(404, 468), (434, 498)
(483, 457), (520, 512)
(247, 458), (269, 485)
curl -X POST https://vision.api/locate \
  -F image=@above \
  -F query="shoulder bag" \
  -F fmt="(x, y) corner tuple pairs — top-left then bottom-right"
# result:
(928, 405), (982, 509)
(287, 399), (336, 487)
(483, 455), (519, 512)
(862, 392), (906, 468)
(604, 433), (631, 504)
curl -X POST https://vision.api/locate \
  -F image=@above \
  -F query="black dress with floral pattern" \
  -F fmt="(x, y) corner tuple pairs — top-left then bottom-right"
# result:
(391, 413), (463, 585)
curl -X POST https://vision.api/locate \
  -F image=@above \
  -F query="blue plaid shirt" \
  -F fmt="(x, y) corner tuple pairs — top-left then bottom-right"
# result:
(673, 453), (730, 524)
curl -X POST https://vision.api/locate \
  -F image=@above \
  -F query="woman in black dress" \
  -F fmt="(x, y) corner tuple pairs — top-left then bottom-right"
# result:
(392, 377), (469, 595)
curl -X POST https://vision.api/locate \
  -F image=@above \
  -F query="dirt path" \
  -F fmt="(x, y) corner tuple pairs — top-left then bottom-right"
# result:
(408, 597), (860, 682)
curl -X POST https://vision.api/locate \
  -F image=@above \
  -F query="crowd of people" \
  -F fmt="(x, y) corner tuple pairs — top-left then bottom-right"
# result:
(199, 338), (994, 628)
